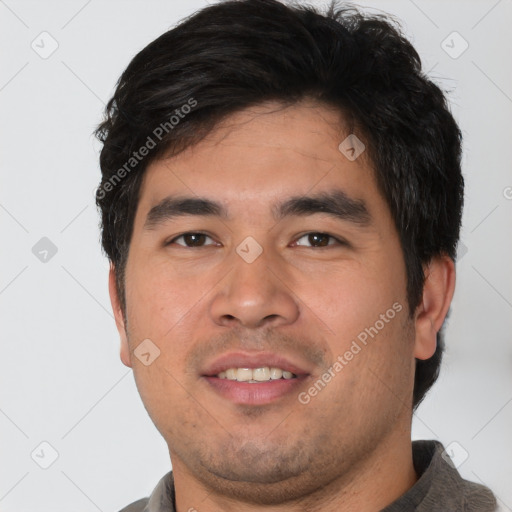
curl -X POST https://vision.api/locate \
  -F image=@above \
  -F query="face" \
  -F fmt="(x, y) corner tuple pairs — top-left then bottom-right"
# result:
(113, 100), (428, 503)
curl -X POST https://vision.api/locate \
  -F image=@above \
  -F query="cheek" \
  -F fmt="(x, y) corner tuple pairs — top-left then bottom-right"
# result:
(297, 262), (398, 341)
(300, 261), (410, 390)
(124, 263), (201, 410)
(125, 255), (202, 340)
(132, 363), (195, 441)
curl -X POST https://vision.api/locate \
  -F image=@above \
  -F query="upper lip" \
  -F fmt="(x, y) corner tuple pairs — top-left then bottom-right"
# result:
(201, 351), (312, 377)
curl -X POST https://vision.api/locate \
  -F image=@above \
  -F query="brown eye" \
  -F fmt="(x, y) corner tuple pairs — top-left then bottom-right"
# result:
(294, 232), (344, 248)
(167, 232), (215, 247)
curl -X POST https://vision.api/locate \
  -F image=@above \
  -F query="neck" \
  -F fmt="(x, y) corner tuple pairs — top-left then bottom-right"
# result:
(170, 425), (418, 512)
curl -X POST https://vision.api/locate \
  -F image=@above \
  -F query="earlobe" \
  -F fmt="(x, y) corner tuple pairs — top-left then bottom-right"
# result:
(413, 254), (456, 360)
(120, 339), (132, 368)
(108, 263), (132, 368)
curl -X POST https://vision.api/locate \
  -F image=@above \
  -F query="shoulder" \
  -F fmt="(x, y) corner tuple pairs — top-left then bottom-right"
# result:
(116, 471), (174, 512)
(415, 440), (498, 512)
(461, 480), (498, 512)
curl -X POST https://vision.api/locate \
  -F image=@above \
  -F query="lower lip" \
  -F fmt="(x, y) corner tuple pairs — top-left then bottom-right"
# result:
(203, 376), (307, 405)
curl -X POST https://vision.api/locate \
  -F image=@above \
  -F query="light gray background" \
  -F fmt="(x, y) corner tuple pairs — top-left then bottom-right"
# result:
(1, 0), (511, 510)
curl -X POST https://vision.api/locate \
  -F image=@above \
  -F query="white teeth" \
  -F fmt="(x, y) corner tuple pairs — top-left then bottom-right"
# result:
(253, 367), (270, 381)
(226, 368), (237, 380)
(216, 366), (296, 382)
(269, 367), (283, 379)
(236, 368), (252, 382)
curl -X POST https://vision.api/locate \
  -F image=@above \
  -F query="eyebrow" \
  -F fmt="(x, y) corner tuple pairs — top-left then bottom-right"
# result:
(143, 189), (372, 230)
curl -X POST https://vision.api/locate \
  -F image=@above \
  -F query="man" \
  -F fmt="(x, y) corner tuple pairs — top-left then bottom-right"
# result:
(94, 0), (498, 510)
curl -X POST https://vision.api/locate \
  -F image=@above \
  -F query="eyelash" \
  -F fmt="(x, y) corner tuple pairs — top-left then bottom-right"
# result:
(165, 232), (348, 249)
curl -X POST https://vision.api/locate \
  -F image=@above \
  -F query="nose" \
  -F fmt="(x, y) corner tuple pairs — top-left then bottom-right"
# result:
(209, 243), (300, 330)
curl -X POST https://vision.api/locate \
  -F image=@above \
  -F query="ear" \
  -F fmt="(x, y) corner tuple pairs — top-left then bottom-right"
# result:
(108, 263), (132, 368)
(413, 253), (456, 360)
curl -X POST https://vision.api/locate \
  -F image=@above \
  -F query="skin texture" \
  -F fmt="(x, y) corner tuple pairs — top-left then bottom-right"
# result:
(109, 100), (456, 512)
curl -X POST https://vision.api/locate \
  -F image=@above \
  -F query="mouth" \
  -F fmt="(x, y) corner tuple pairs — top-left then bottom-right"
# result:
(201, 352), (311, 405)
(216, 366), (297, 382)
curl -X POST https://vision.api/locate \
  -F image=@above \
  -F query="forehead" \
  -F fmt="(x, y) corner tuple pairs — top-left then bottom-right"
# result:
(136, 100), (389, 226)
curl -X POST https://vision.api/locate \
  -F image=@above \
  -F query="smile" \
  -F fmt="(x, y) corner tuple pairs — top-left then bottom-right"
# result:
(216, 367), (297, 382)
